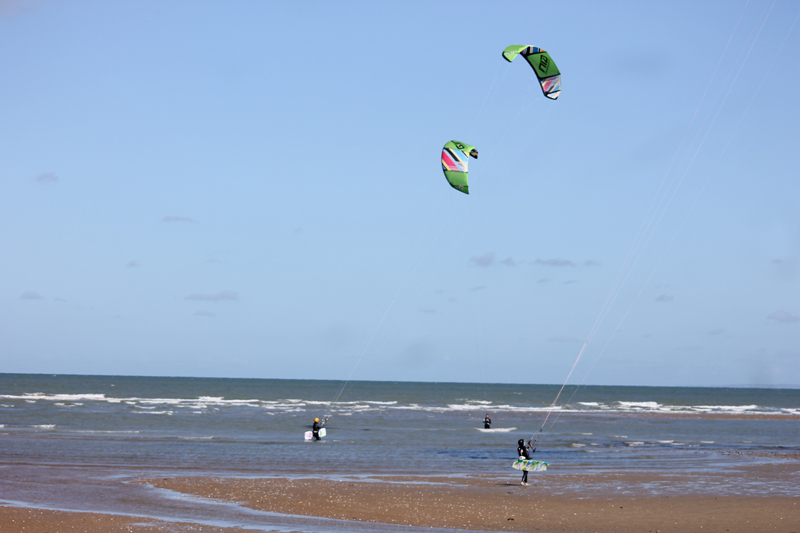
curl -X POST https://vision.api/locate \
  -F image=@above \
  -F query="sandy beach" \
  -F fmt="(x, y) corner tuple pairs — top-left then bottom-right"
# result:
(2, 452), (797, 533)
(1, 478), (796, 533)
(143, 469), (799, 533)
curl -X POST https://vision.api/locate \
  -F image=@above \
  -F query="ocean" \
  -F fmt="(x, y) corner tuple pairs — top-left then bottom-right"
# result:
(0, 374), (798, 531)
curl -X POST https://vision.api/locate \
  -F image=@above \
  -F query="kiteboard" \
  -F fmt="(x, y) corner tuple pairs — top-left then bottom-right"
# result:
(475, 427), (516, 432)
(304, 427), (326, 441)
(512, 459), (549, 472)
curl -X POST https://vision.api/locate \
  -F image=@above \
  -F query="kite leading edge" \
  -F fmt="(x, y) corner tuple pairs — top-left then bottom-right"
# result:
(502, 45), (561, 100)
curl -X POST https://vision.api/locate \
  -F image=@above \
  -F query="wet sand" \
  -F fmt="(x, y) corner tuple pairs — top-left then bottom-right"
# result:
(0, 506), (244, 533)
(144, 474), (799, 533)
(2, 466), (798, 533)
(1, 445), (798, 532)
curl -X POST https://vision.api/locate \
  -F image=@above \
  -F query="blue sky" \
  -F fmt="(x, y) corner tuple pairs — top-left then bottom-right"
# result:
(1, 0), (798, 387)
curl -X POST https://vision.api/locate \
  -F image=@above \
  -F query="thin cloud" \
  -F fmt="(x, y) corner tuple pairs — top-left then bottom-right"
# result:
(583, 260), (601, 267)
(772, 257), (798, 282)
(20, 291), (43, 300)
(563, 280), (577, 285)
(546, 335), (582, 343)
(676, 345), (703, 352)
(501, 257), (516, 266)
(1, 0), (52, 17)
(34, 172), (58, 184)
(185, 290), (238, 302)
(193, 311), (215, 318)
(616, 50), (670, 80)
(470, 285), (486, 291)
(707, 328), (725, 335)
(470, 252), (494, 267)
(534, 258), (575, 267)
(162, 216), (195, 223)
(537, 278), (550, 284)
(419, 308), (436, 314)
(656, 294), (673, 302)
(767, 311), (799, 324)
(127, 260), (142, 268)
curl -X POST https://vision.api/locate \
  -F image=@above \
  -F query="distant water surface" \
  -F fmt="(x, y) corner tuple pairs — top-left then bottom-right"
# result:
(1, 373), (797, 475)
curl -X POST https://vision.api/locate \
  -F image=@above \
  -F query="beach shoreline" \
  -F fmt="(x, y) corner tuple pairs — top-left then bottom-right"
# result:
(2, 453), (798, 533)
(2, 376), (798, 532)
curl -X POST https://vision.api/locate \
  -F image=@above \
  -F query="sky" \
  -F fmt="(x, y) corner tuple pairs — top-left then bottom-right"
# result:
(1, 0), (798, 387)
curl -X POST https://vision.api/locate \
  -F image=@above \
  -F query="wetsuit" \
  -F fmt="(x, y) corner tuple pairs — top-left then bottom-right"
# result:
(484, 415), (491, 429)
(518, 443), (531, 483)
(312, 420), (321, 441)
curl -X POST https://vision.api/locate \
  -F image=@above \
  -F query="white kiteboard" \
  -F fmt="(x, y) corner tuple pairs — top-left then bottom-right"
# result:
(512, 458), (549, 472)
(475, 427), (516, 432)
(304, 427), (326, 441)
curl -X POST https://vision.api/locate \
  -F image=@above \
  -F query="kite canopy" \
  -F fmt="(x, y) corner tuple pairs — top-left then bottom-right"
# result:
(502, 45), (561, 100)
(441, 140), (478, 194)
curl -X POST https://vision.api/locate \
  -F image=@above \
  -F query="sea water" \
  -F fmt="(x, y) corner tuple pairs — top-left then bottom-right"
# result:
(0, 374), (798, 473)
(0, 374), (798, 531)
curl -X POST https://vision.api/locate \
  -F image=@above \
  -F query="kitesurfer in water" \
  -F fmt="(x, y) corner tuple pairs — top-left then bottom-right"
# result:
(517, 439), (533, 485)
(312, 418), (322, 441)
(484, 414), (491, 429)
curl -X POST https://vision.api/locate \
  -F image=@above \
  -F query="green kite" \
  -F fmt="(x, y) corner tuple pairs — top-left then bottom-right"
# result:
(441, 141), (478, 194)
(502, 45), (561, 100)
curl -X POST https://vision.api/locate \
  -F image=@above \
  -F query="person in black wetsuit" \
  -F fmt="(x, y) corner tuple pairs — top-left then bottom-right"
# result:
(517, 438), (533, 485)
(484, 414), (491, 429)
(312, 417), (322, 441)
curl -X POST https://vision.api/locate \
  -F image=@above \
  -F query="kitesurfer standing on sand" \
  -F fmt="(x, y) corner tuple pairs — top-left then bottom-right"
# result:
(517, 439), (532, 485)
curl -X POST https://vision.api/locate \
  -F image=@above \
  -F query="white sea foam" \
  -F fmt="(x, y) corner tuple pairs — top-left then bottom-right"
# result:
(617, 401), (662, 410)
(570, 443), (586, 448)
(694, 404), (759, 412)
(32, 424), (55, 428)
(1, 393), (108, 402)
(0, 390), (789, 417)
